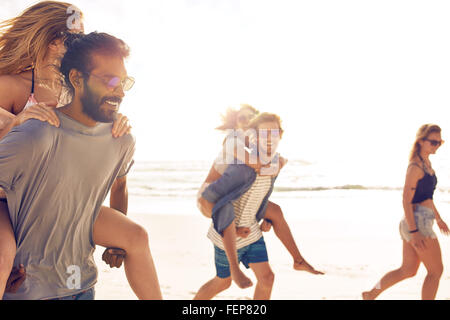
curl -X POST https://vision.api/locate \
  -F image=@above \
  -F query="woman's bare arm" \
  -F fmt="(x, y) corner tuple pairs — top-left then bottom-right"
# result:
(402, 163), (422, 231)
(403, 163), (428, 250)
(0, 76), (18, 139)
(0, 76), (60, 140)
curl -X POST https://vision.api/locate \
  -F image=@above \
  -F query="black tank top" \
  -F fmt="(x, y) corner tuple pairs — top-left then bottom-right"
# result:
(411, 161), (437, 204)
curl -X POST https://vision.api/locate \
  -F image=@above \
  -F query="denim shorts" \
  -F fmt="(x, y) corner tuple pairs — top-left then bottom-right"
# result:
(214, 237), (269, 279)
(50, 287), (95, 300)
(399, 205), (437, 242)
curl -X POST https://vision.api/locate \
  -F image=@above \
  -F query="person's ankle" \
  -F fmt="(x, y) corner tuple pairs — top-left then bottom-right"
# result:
(294, 257), (304, 264)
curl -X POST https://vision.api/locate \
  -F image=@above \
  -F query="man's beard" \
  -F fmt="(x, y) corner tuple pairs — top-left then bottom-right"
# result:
(80, 82), (118, 123)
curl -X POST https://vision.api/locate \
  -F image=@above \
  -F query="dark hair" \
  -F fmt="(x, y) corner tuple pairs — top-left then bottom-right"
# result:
(60, 31), (130, 97)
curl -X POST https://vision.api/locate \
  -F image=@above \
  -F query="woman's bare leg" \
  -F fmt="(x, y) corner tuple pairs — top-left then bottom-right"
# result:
(265, 201), (301, 263)
(93, 206), (162, 300)
(0, 201), (15, 299)
(222, 221), (253, 289)
(265, 201), (322, 274)
(362, 240), (420, 300)
(416, 238), (443, 300)
(193, 276), (232, 300)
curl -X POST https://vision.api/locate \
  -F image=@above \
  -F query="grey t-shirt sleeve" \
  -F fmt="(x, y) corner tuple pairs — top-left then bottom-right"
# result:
(0, 125), (35, 191)
(117, 158), (134, 178)
(117, 136), (136, 178)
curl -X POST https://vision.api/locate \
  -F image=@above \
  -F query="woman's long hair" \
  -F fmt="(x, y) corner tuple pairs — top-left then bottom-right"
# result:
(409, 124), (441, 161)
(0, 1), (81, 75)
(215, 104), (259, 131)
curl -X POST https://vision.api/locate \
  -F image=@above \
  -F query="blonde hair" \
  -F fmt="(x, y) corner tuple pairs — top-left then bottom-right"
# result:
(409, 124), (441, 161)
(216, 104), (259, 131)
(247, 112), (284, 138)
(0, 1), (81, 75)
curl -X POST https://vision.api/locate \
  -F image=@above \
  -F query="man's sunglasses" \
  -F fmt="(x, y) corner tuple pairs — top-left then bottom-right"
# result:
(86, 73), (135, 92)
(425, 139), (444, 147)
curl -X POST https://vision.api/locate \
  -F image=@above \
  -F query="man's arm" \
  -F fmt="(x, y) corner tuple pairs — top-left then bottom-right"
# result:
(109, 175), (128, 215)
(102, 175), (129, 268)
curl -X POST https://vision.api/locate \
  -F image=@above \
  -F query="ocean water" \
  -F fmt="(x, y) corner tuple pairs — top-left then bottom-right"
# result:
(127, 159), (450, 221)
(128, 159), (450, 196)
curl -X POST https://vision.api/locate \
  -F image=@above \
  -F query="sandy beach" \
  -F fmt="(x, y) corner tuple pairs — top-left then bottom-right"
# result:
(94, 193), (450, 300)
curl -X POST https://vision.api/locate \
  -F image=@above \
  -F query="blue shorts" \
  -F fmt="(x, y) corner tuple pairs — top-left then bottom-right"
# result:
(214, 237), (269, 279)
(50, 288), (95, 300)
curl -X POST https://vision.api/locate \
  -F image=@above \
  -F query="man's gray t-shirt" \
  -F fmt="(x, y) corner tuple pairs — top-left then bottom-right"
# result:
(0, 110), (135, 300)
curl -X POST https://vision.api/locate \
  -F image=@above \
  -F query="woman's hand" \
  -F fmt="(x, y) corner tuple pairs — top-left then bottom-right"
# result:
(410, 232), (427, 251)
(436, 219), (450, 236)
(247, 161), (262, 174)
(112, 113), (131, 138)
(260, 219), (272, 232)
(14, 102), (59, 127)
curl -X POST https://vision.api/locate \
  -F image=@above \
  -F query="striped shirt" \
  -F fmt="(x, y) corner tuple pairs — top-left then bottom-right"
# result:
(207, 174), (272, 250)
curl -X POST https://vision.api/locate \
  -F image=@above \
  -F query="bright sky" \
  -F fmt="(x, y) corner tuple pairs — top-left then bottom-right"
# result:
(2, 0), (450, 186)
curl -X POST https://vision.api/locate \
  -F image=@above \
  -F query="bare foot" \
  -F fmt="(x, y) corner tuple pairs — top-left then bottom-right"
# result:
(236, 227), (251, 238)
(230, 267), (253, 289)
(362, 290), (377, 300)
(294, 259), (324, 275)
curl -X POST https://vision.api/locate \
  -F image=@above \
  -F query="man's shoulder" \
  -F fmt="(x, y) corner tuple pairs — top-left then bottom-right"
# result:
(0, 120), (55, 159)
(12, 120), (57, 146)
(117, 133), (136, 149)
(17, 119), (55, 135)
(113, 133), (136, 158)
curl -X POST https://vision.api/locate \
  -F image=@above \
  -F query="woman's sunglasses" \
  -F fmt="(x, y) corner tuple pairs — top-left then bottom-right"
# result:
(425, 139), (444, 147)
